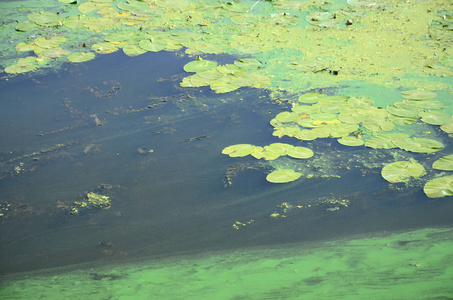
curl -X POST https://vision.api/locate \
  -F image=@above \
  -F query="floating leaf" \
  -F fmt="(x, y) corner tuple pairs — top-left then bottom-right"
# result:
(388, 114), (417, 125)
(222, 144), (254, 157)
(419, 111), (450, 125)
(423, 64), (453, 77)
(16, 22), (41, 32)
(28, 11), (62, 26)
(381, 161), (425, 183)
(183, 59), (217, 73)
(386, 102), (418, 118)
(393, 137), (443, 153)
(139, 39), (167, 52)
(91, 42), (118, 54)
(122, 44), (147, 57)
(440, 117), (453, 133)
(362, 117), (394, 132)
(406, 99), (443, 110)
(34, 37), (66, 49)
(266, 169), (302, 183)
(234, 58), (262, 70)
(365, 133), (409, 149)
(401, 90), (438, 100)
(4, 57), (38, 74)
(432, 154), (453, 171)
(67, 52), (95, 63)
(288, 60), (324, 71)
(286, 146), (314, 159)
(42, 48), (70, 58)
(117, 0), (150, 11)
(337, 136), (364, 146)
(424, 176), (453, 198)
(275, 111), (299, 123)
(78, 2), (110, 13)
(15, 42), (35, 52)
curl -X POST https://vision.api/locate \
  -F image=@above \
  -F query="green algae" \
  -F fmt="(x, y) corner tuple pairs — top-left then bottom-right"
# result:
(1, 227), (452, 299)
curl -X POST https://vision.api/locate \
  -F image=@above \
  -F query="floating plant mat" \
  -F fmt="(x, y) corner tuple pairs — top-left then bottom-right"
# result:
(1, 0), (452, 93)
(222, 89), (452, 199)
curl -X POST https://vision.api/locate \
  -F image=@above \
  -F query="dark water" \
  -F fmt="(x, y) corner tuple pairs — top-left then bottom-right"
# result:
(1, 51), (452, 274)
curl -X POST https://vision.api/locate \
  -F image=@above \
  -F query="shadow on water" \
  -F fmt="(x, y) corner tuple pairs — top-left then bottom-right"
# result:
(1, 51), (453, 275)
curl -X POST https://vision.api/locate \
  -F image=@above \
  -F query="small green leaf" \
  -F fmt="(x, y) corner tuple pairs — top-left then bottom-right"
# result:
(266, 169), (302, 183)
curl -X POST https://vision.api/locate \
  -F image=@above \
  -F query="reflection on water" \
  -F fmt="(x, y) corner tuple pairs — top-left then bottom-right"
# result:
(0, 51), (452, 276)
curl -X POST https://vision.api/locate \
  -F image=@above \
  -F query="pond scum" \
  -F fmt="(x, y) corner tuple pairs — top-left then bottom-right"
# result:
(0, 0), (453, 298)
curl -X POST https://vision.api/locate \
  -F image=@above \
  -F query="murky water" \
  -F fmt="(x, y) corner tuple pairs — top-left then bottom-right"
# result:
(1, 50), (452, 278)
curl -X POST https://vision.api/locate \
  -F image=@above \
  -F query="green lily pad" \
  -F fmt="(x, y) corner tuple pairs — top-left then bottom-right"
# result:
(365, 133), (409, 149)
(16, 22), (41, 32)
(362, 117), (394, 132)
(4, 57), (39, 74)
(295, 129), (319, 141)
(424, 176), (453, 198)
(298, 92), (328, 104)
(401, 90), (438, 100)
(210, 80), (241, 94)
(337, 136), (365, 146)
(348, 96), (373, 107)
(338, 110), (365, 124)
(423, 64), (453, 77)
(222, 144), (254, 157)
(15, 42), (35, 52)
(118, 0), (150, 11)
(91, 42), (118, 54)
(406, 99), (443, 110)
(419, 111), (450, 125)
(381, 161), (425, 183)
(83, 17), (115, 31)
(122, 44), (147, 57)
(183, 59), (217, 73)
(440, 117), (453, 133)
(393, 137), (443, 153)
(78, 2), (110, 13)
(432, 154), (453, 171)
(28, 11), (62, 26)
(139, 39), (167, 52)
(180, 74), (210, 87)
(67, 52), (96, 63)
(286, 146), (314, 159)
(234, 58), (262, 70)
(266, 169), (302, 183)
(386, 102), (418, 118)
(34, 37), (66, 49)
(272, 126), (301, 138)
(388, 114), (417, 125)
(42, 48), (70, 58)
(275, 111), (299, 123)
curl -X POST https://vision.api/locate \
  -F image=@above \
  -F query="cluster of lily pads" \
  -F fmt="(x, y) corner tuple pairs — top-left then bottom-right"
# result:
(222, 89), (452, 198)
(180, 57), (270, 93)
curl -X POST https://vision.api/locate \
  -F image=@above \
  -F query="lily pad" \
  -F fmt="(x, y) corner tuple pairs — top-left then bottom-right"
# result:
(440, 117), (453, 133)
(139, 39), (167, 52)
(393, 137), (443, 153)
(28, 11), (62, 26)
(4, 57), (39, 74)
(117, 0), (150, 11)
(362, 117), (394, 132)
(266, 169), (302, 183)
(234, 58), (262, 70)
(432, 154), (453, 171)
(222, 144), (254, 157)
(286, 146), (314, 159)
(42, 48), (70, 58)
(365, 133), (409, 149)
(16, 22), (41, 32)
(298, 92), (328, 104)
(67, 52), (95, 63)
(424, 176), (453, 198)
(381, 161), (425, 183)
(401, 90), (438, 100)
(423, 64), (453, 77)
(337, 136), (365, 146)
(183, 59), (217, 73)
(122, 44), (147, 57)
(275, 111), (299, 123)
(386, 102), (418, 118)
(419, 111), (450, 125)
(91, 42), (118, 54)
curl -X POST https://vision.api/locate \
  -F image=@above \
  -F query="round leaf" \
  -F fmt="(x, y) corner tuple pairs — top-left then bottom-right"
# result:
(424, 176), (453, 198)
(67, 52), (95, 62)
(419, 111), (450, 125)
(401, 90), (438, 100)
(381, 161), (425, 183)
(266, 169), (302, 183)
(432, 154), (453, 171)
(286, 146), (314, 159)
(222, 144), (254, 157)
(183, 60), (217, 73)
